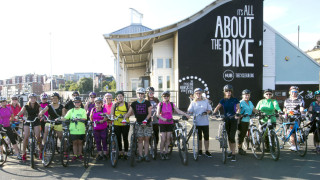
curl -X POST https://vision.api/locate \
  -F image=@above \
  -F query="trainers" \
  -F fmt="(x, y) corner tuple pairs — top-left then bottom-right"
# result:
(238, 148), (246, 155)
(17, 154), (22, 160)
(199, 150), (203, 156)
(227, 152), (232, 159)
(96, 154), (103, 161)
(165, 153), (170, 160)
(145, 155), (150, 162)
(289, 146), (295, 151)
(137, 156), (143, 163)
(231, 155), (237, 162)
(22, 153), (27, 161)
(160, 153), (165, 160)
(71, 156), (77, 162)
(205, 151), (212, 158)
(78, 155), (83, 160)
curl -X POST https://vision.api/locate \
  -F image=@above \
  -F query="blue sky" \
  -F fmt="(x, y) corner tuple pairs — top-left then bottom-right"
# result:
(0, 0), (319, 80)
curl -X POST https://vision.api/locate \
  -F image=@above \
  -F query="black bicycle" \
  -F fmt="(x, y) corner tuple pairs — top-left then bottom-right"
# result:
(215, 114), (228, 164)
(60, 120), (71, 167)
(0, 124), (8, 166)
(84, 120), (94, 168)
(173, 115), (189, 165)
(128, 122), (141, 167)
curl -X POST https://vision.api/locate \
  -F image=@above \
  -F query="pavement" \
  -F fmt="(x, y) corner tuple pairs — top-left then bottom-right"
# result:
(0, 116), (320, 180)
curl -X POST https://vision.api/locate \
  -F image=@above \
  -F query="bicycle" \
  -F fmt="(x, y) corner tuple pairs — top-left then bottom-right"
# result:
(305, 111), (320, 154)
(0, 124), (9, 166)
(173, 115), (189, 165)
(276, 111), (307, 157)
(242, 114), (265, 160)
(42, 115), (61, 167)
(128, 121), (147, 167)
(60, 120), (71, 167)
(215, 114), (228, 164)
(257, 112), (280, 161)
(149, 112), (158, 160)
(84, 120), (94, 168)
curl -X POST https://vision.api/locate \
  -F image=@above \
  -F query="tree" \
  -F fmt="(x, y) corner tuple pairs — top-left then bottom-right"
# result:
(69, 83), (79, 91)
(108, 80), (116, 91)
(78, 78), (93, 94)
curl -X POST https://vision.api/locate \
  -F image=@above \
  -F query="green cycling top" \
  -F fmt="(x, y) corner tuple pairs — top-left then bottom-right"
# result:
(64, 108), (87, 135)
(256, 99), (281, 123)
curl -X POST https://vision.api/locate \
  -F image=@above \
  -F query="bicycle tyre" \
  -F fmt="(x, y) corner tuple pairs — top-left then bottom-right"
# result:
(276, 125), (286, 149)
(192, 128), (199, 161)
(110, 135), (119, 168)
(42, 135), (55, 167)
(243, 134), (250, 150)
(314, 128), (320, 149)
(55, 134), (61, 154)
(0, 139), (8, 166)
(84, 135), (92, 168)
(269, 131), (280, 161)
(129, 134), (136, 167)
(60, 135), (70, 167)
(222, 131), (227, 164)
(178, 135), (188, 165)
(295, 128), (307, 157)
(168, 133), (174, 155)
(30, 133), (35, 169)
(149, 134), (157, 160)
(91, 133), (96, 157)
(251, 129), (264, 160)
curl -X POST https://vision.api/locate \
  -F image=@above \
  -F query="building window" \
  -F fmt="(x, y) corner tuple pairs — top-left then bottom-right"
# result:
(157, 59), (163, 68)
(167, 76), (170, 89)
(165, 58), (172, 68)
(158, 76), (163, 89)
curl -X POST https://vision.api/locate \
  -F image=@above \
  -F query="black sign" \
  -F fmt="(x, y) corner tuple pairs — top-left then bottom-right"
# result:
(178, 0), (263, 109)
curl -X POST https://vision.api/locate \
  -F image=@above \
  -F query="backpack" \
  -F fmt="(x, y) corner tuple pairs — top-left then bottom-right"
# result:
(160, 102), (174, 113)
(114, 102), (129, 115)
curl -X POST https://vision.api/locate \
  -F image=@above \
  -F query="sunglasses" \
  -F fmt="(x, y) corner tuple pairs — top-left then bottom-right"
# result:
(163, 95), (170, 97)
(195, 93), (202, 95)
(90, 96), (96, 98)
(148, 92), (154, 94)
(0, 101), (6, 103)
(12, 98), (18, 100)
(291, 91), (298, 93)
(265, 93), (272, 96)
(74, 101), (81, 104)
(138, 93), (145, 95)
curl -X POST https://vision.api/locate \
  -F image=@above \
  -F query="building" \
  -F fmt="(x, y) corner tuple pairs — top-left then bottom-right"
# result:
(306, 41), (320, 64)
(107, 0), (317, 109)
(12, 76), (23, 84)
(4, 79), (13, 85)
(64, 74), (77, 82)
(22, 74), (34, 84)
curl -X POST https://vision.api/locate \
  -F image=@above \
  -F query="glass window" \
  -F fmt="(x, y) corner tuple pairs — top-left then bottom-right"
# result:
(157, 59), (163, 68)
(167, 76), (170, 89)
(158, 76), (163, 89)
(165, 58), (172, 68)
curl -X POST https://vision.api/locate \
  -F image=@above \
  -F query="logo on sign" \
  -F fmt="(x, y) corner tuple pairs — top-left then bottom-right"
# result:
(223, 70), (234, 82)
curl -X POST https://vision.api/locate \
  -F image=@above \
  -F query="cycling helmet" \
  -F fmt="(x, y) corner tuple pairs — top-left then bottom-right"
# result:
(115, 91), (124, 96)
(40, 93), (48, 99)
(314, 90), (320, 96)
(73, 96), (82, 102)
(11, 95), (19, 100)
(72, 91), (80, 96)
(264, 89), (273, 94)
(223, 84), (233, 92)
(289, 86), (299, 91)
(95, 97), (103, 103)
(146, 87), (155, 92)
(162, 91), (170, 96)
(242, 89), (251, 95)
(0, 97), (7, 102)
(51, 92), (60, 99)
(89, 92), (96, 97)
(194, 88), (203, 93)
(136, 87), (146, 94)
(28, 93), (37, 98)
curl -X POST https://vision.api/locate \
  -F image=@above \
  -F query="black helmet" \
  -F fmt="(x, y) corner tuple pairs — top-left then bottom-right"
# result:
(95, 97), (103, 103)
(223, 84), (233, 92)
(73, 96), (82, 102)
(146, 87), (155, 92)
(72, 91), (79, 96)
(264, 89), (273, 94)
(242, 89), (251, 95)
(115, 91), (124, 96)
(51, 92), (60, 99)
(28, 93), (37, 98)
(162, 91), (170, 96)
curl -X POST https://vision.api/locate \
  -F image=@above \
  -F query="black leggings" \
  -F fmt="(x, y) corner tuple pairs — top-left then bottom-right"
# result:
(196, 126), (209, 141)
(153, 124), (159, 145)
(114, 125), (130, 152)
(4, 127), (17, 145)
(225, 118), (238, 143)
(238, 121), (249, 144)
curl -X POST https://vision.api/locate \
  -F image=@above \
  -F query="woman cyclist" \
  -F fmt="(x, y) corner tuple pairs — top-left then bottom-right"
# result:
(238, 89), (258, 155)
(85, 92), (96, 120)
(90, 97), (108, 160)
(61, 96), (87, 161)
(104, 93), (113, 115)
(187, 88), (212, 157)
(39, 93), (50, 136)
(39, 92), (65, 144)
(213, 84), (240, 162)
(146, 87), (160, 151)
(15, 93), (43, 161)
(308, 90), (320, 153)
(0, 97), (22, 160)
(110, 91), (130, 159)
(8, 95), (23, 136)
(157, 91), (189, 160)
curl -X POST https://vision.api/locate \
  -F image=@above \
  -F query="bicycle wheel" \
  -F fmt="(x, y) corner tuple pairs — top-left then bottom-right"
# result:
(178, 135), (188, 165)
(221, 131), (228, 164)
(149, 134), (157, 160)
(314, 129), (320, 150)
(109, 135), (119, 168)
(276, 125), (286, 149)
(168, 133), (174, 155)
(84, 135), (92, 168)
(30, 133), (35, 169)
(0, 139), (8, 166)
(242, 133), (250, 150)
(269, 131), (280, 161)
(129, 134), (136, 167)
(295, 128), (307, 157)
(55, 134), (61, 154)
(60, 135), (70, 167)
(42, 136), (55, 167)
(192, 128), (199, 161)
(251, 129), (264, 160)
(91, 133), (96, 157)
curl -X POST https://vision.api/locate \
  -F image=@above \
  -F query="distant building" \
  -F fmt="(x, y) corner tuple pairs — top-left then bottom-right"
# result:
(306, 40), (320, 64)
(64, 74), (77, 82)
(22, 74), (34, 84)
(4, 79), (12, 85)
(12, 76), (23, 84)
(0, 80), (3, 85)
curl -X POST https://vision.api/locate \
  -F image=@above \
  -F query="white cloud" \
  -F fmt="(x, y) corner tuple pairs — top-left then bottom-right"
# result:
(264, 6), (288, 23)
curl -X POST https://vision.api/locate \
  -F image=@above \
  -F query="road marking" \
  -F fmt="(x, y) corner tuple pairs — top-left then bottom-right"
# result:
(80, 160), (96, 180)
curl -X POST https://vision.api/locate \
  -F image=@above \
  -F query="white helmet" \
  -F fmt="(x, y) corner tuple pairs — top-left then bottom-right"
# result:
(136, 87), (146, 94)
(0, 97), (7, 101)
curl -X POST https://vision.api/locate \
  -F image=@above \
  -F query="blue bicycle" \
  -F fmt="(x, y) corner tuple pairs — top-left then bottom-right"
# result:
(275, 112), (307, 157)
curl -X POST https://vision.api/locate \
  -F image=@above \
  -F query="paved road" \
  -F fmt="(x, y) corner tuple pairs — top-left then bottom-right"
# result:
(1, 117), (320, 180)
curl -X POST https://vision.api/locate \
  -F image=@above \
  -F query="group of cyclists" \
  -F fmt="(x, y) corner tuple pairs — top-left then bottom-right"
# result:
(0, 84), (319, 167)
